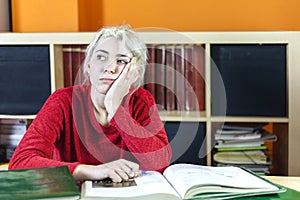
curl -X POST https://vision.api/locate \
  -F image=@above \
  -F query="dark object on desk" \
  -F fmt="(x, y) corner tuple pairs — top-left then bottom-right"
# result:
(93, 178), (137, 188)
(0, 166), (80, 200)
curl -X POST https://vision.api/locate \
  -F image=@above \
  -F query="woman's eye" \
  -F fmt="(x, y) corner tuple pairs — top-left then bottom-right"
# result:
(116, 59), (129, 65)
(96, 55), (107, 61)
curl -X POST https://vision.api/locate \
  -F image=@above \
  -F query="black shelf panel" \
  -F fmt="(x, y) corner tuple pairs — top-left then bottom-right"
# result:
(211, 44), (287, 117)
(164, 121), (206, 165)
(0, 45), (51, 115)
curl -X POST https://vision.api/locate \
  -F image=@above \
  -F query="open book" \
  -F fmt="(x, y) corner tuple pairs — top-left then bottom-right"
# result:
(81, 163), (286, 200)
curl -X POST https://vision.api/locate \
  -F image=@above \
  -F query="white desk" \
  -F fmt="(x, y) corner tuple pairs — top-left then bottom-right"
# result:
(263, 176), (300, 192)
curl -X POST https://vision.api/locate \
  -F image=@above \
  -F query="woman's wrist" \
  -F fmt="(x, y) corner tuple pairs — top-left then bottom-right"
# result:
(73, 164), (93, 181)
(73, 164), (108, 181)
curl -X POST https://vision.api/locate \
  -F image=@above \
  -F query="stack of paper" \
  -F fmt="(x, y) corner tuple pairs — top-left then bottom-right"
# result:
(213, 124), (277, 174)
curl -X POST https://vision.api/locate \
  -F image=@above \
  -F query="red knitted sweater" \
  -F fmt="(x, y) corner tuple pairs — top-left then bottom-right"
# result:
(9, 85), (172, 173)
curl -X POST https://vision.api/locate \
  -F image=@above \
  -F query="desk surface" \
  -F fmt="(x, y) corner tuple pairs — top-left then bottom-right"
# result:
(263, 176), (300, 192)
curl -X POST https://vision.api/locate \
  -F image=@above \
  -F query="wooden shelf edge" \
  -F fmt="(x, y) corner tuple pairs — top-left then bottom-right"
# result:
(158, 111), (206, 122)
(211, 116), (288, 123)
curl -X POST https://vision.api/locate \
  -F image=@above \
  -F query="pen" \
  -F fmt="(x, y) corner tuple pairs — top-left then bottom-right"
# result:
(140, 170), (148, 175)
(135, 170), (147, 177)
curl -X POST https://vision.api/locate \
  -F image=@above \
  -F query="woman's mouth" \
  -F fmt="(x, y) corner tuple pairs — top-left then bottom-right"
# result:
(100, 78), (115, 83)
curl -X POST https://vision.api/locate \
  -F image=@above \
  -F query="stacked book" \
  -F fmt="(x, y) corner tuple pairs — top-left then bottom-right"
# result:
(0, 119), (27, 162)
(213, 124), (277, 174)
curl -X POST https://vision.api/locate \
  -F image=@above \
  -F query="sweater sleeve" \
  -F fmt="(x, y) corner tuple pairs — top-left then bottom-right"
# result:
(8, 89), (80, 173)
(110, 89), (172, 172)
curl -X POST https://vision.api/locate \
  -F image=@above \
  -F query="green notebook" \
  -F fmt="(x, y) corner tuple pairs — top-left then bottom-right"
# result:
(216, 145), (268, 151)
(0, 166), (80, 200)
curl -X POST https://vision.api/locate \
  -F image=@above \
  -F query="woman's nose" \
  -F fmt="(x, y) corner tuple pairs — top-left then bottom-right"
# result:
(104, 60), (117, 73)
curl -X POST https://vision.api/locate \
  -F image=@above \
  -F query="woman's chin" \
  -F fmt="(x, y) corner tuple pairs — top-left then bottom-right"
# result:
(92, 85), (109, 95)
(98, 88), (109, 95)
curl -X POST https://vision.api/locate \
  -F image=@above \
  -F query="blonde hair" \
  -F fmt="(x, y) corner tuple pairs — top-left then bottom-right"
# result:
(82, 25), (147, 88)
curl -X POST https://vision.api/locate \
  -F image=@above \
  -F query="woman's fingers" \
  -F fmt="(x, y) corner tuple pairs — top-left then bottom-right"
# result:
(103, 159), (140, 182)
(118, 59), (140, 83)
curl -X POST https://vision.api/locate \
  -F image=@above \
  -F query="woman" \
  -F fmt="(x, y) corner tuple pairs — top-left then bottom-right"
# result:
(9, 25), (172, 183)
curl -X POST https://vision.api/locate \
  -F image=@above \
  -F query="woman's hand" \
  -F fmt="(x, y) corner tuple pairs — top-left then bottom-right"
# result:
(73, 159), (140, 182)
(104, 58), (140, 121)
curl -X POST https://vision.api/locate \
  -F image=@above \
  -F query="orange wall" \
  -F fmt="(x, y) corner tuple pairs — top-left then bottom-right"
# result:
(11, 0), (300, 32)
(78, 0), (102, 31)
(11, 0), (79, 32)
(101, 0), (300, 31)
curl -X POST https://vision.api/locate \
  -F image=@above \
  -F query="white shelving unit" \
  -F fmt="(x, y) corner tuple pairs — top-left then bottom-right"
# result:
(0, 31), (299, 175)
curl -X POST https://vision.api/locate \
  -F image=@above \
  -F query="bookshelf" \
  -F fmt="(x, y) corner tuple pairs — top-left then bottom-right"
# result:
(0, 31), (299, 176)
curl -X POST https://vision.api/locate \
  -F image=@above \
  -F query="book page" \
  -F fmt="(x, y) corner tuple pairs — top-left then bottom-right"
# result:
(82, 171), (180, 199)
(163, 164), (279, 198)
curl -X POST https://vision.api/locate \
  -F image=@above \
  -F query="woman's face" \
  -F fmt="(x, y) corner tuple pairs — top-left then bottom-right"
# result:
(88, 37), (133, 94)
